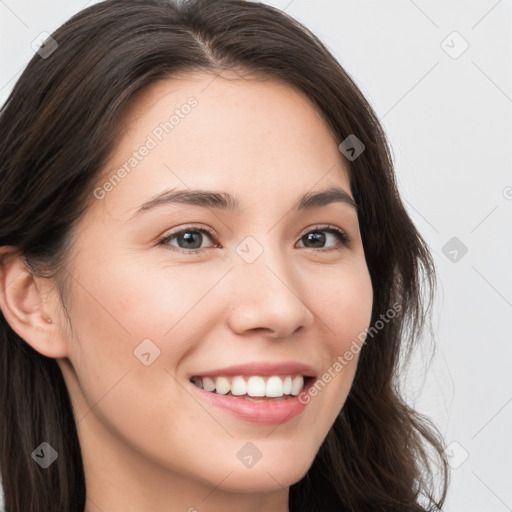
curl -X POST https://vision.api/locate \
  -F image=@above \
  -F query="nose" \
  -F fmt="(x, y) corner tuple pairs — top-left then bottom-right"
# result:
(225, 248), (315, 338)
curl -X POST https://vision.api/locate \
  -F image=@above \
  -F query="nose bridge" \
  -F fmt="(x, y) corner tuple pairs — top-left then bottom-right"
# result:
(235, 234), (295, 295)
(226, 234), (314, 336)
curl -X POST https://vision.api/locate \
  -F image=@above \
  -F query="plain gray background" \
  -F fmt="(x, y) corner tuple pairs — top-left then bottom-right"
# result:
(1, 1), (511, 511)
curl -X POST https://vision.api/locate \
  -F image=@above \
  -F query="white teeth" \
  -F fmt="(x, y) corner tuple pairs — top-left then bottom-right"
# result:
(191, 374), (307, 397)
(265, 376), (284, 397)
(247, 376), (266, 396)
(291, 376), (304, 396)
(283, 376), (292, 395)
(215, 376), (230, 395)
(202, 377), (215, 392)
(231, 376), (247, 396)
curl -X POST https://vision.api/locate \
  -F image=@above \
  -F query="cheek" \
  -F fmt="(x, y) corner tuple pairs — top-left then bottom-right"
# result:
(302, 262), (372, 411)
(64, 260), (228, 415)
(313, 261), (373, 349)
(113, 261), (229, 338)
(62, 264), (203, 460)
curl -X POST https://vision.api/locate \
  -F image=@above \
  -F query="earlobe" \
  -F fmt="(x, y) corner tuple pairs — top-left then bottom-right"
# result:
(0, 246), (68, 359)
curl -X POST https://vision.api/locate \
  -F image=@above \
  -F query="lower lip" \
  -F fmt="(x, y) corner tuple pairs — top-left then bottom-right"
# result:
(189, 378), (314, 425)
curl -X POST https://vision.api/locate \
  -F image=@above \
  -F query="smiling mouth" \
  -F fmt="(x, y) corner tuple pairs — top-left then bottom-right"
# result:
(189, 374), (313, 400)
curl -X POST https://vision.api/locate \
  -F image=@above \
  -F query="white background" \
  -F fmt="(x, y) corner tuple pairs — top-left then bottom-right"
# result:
(1, 1), (511, 511)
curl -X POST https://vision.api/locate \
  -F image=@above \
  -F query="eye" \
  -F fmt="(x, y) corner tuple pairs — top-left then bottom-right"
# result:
(296, 225), (350, 251)
(158, 224), (351, 254)
(158, 226), (218, 253)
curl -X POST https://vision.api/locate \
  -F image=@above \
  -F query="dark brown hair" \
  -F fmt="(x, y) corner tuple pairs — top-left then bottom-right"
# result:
(0, 0), (449, 510)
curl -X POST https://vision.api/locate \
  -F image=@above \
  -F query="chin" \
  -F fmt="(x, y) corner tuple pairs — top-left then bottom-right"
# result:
(212, 456), (312, 493)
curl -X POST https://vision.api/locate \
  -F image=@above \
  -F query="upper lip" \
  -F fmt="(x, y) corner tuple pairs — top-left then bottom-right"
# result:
(189, 361), (317, 379)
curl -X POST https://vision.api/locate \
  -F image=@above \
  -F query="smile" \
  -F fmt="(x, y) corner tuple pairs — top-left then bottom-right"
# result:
(189, 375), (316, 424)
(190, 374), (309, 398)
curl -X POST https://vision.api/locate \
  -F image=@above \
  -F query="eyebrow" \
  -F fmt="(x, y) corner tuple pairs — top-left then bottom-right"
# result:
(128, 185), (357, 221)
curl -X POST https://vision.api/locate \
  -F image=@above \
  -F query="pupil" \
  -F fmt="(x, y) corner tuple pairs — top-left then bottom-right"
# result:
(305, 232), (325, 248)
(179, 231), (201, 249)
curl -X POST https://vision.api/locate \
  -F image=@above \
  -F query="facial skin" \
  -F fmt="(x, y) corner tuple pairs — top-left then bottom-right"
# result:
(0, 71), (373, 512)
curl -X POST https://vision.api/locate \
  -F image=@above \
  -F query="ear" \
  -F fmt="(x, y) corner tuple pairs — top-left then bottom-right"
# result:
(0, 246), (68, 359)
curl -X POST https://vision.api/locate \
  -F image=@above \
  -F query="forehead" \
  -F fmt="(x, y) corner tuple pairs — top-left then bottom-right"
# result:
(91, 70), (352, 220)
(116, 69), (338, 149)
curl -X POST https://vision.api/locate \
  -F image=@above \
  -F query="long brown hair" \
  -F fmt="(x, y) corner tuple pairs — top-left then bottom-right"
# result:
(0, 1), (449, 510)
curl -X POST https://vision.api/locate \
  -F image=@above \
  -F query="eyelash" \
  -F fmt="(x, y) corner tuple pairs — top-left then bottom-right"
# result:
(157, 224), (351, 254)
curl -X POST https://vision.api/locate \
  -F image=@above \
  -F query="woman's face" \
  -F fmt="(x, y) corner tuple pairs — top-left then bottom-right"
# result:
(54, 71), (373, 509)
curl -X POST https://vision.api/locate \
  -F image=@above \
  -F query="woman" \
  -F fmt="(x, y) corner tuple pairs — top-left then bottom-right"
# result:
(0, 0), (449, 510)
